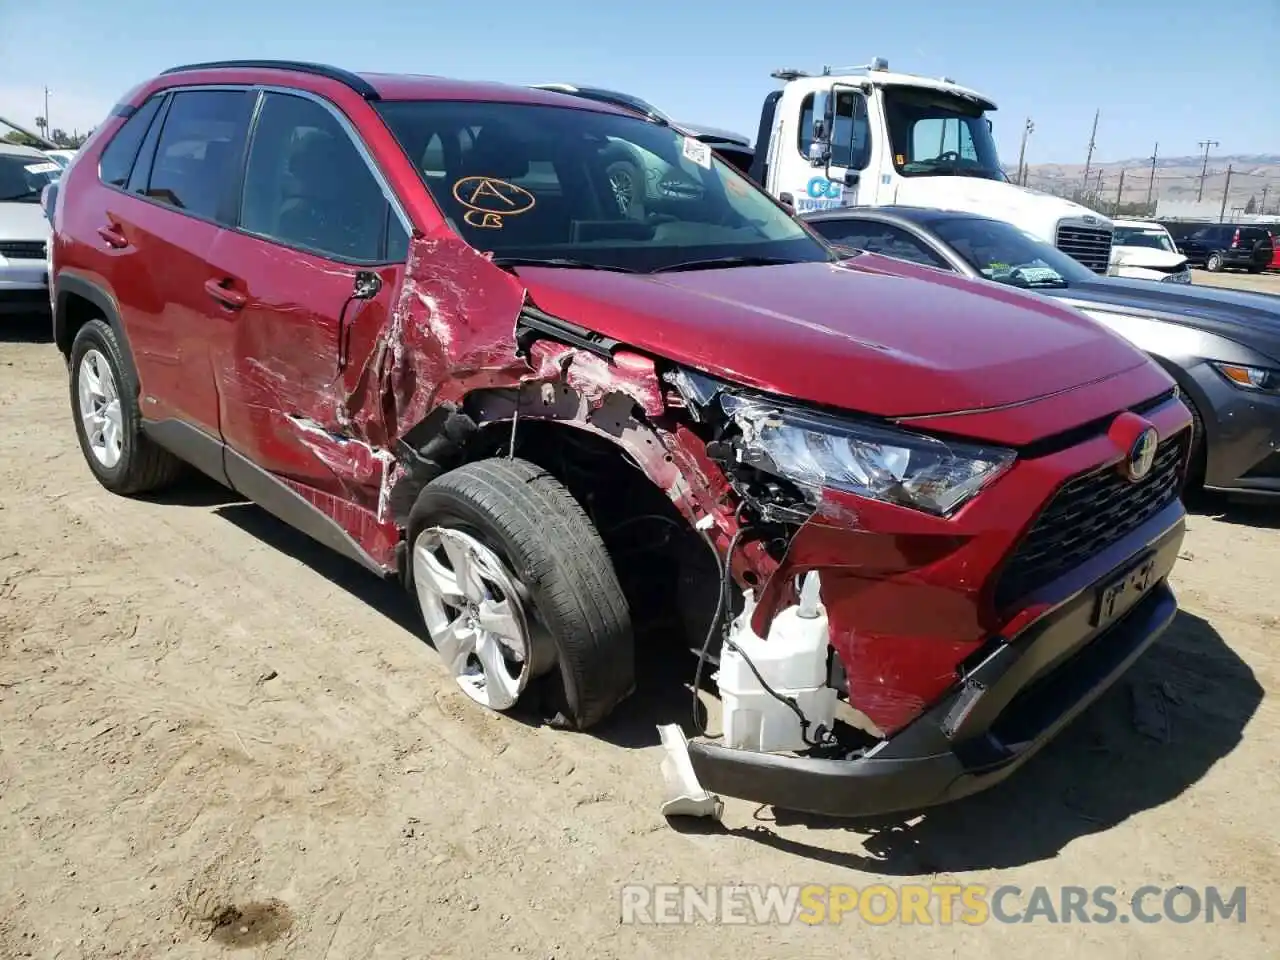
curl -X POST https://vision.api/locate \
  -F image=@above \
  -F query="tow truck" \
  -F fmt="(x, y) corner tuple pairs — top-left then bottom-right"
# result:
(536, 61), (1117, 274)
(745, 58), (1115, 273)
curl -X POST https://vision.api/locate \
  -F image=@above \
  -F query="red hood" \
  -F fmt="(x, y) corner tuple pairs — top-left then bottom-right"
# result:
(513, 255), (1150, 418)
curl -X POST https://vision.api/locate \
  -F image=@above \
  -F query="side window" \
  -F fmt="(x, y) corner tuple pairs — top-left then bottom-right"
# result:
(126, 95), (170, 195)
(239, 92), (393, 262)
(385, 210), (410, 262)
(146, 90), (252, 221)
(811, 219), (948, 268)
(98, 96), (164, 188)
(797, 91), (871, 170)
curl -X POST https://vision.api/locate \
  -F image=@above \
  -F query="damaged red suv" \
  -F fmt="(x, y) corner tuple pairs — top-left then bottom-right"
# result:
(50, 60), (1192, 817)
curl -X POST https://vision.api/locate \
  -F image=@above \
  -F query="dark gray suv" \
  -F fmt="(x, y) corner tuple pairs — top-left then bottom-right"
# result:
(1175, 224), (1274, 273)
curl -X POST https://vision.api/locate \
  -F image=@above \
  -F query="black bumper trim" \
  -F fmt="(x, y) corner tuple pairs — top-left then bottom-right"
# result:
(686, 520), (1183, 819)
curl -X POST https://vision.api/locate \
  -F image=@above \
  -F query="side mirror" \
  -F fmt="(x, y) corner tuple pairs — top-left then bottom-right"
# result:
(337, 271), (384, 373)
(778, 192), (796, 215)
(353, 270), (382, 300)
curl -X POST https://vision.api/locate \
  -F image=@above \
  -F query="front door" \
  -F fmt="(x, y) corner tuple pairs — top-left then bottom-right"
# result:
(822, 84), (874, 207)
(206, 89), (410, 508)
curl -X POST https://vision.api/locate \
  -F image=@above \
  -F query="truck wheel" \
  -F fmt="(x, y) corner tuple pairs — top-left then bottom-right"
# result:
(407, 457), (634, 729)
(69, 319), (184, 495)
(1205, 253), (1224, 272)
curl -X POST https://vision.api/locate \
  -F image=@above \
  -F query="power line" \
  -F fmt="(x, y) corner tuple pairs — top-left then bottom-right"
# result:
(1196, 139), (1219, 201)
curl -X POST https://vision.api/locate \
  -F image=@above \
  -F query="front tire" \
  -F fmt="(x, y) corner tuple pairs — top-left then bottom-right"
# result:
(69, 319), (183, 495)
(407, 457), (634, 730)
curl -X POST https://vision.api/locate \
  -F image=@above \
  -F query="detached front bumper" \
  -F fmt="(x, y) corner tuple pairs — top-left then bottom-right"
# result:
(685, 508), (1184, 819)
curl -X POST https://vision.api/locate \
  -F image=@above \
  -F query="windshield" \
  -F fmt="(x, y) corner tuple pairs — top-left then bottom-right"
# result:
(1113, 226), (1176, 253)
(930, 216), (1097, 288)
(0, 154), (61, 202)
(375, 100), (829, 273)
(882, 86), (1005, 181)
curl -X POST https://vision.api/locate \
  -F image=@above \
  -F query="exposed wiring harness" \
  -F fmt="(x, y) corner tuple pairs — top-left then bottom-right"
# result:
(690, 507), (836, 749)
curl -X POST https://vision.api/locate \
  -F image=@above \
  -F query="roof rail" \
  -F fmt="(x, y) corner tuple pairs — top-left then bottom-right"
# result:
(159, 59), (380, 100)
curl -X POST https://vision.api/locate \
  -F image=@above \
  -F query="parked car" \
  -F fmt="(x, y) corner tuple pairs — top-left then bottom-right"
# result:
(803, 206), (1280, 500)
(1174, 223), (1273, 273)
(0, 141), (58, 315)
(1109, 218), (1191, 284)
(50, 60), (1192, 819)
(42, 148), (79, 171)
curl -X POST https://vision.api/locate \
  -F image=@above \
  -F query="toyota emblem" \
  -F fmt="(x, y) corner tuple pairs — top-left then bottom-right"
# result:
(1125, 427), (1159, 482)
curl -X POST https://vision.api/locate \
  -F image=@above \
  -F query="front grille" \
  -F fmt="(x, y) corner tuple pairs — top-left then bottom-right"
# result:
(0, 240), (47, 261)
(993, 435), (1185, 609)
(1055, 223), (1112, 274)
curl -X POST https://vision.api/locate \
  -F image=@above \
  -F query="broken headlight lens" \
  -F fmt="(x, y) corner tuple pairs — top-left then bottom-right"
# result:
(722, 396), (1015, 517)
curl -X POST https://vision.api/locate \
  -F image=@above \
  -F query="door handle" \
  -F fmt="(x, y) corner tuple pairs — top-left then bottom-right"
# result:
(96, 225), (128, 249)
(204, 277), (247, 309)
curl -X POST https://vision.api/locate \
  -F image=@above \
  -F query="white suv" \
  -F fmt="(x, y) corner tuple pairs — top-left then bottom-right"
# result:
(0, 142), (58, 316)
(1109, 218), (1192, 284)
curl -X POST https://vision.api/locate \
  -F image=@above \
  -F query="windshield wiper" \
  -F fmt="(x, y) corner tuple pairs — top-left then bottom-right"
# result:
(489, 256), (640, 273)
(653, 255), (802, 273)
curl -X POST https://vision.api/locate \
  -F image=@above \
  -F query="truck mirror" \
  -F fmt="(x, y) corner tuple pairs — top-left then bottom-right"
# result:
(778, 192), (796, 214)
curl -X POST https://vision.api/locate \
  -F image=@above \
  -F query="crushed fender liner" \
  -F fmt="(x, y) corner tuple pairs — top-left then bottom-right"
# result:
(683, 513), (1183, 818)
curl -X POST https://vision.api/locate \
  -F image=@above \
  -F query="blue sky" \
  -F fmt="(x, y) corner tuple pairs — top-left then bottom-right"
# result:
(2, 0), (1276, 164)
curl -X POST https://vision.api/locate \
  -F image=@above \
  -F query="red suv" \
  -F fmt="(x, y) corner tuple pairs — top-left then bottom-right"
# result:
(49, 60), (1192, 817)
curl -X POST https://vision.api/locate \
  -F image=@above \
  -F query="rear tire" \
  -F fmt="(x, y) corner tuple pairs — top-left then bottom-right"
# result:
(69, 319), (183, 496)
(1205, 253), (1224, 272)
(407, 457), (635, 730)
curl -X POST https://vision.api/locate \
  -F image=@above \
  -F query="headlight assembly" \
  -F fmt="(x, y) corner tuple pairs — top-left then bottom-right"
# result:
(1211, 362), (1280, 393)
(721, 395), (1015, 517)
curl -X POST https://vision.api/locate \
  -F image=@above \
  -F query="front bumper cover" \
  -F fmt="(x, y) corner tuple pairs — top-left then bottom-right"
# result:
(686, 512), (1184, 819)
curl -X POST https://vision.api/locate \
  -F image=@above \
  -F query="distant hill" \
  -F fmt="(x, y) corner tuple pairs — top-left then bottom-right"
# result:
(1015, 153), (1280, 214)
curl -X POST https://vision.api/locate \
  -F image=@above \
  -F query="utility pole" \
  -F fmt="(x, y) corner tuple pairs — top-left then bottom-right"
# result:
(1081, 109), (1100, 196)
(1016, 118), (1034, 186)
(1197, 139), (1219, 201)
(1262, 183), (1270, 216)
(1219, 164), (1233, 223)
(43, 87), (50, 137)
(1095, 169), (1103, 202)
(1146, 142), (1158, 207)
(1114, 169), (1126, 214)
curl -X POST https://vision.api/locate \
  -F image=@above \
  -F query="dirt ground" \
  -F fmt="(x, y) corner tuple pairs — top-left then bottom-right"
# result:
(1, 306), (1276, 960)
(1191, 267), (1280, 295)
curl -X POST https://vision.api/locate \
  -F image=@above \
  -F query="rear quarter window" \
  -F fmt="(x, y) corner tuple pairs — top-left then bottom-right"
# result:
(98, 97), (164, 187)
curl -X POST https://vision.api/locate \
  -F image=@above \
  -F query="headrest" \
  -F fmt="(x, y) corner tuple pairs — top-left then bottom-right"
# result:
(464, 129), (530, 180)
(287, 133), (351, 191)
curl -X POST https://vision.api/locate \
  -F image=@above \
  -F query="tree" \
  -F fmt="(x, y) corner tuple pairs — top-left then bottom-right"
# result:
(1244, 195), (1258, 214)
(51, 128), (71, 147)
(2, 130), (43, 147)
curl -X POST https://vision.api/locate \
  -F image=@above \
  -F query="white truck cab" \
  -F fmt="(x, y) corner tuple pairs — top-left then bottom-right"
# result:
(749, 59), (1116, 273)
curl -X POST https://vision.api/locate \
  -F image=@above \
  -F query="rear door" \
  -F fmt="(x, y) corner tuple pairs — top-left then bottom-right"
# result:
(206, 89), (409, 501)
(113, 87), (255, 438)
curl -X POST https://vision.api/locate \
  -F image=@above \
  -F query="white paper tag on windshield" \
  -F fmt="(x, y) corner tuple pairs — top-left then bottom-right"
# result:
(25, 162), (59, 174)
(1015, 266), (1062, 284)
(682, 136), (712, 170)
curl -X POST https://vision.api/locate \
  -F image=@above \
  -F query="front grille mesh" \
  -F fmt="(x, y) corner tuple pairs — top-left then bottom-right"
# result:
(993, 435), (1185, 609)
(0, 240), (47, 261)
(1055, 224), (1112, 274)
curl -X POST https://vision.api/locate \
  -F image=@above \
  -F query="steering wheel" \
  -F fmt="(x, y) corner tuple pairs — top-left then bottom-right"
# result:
(936, 150), (962, 163)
